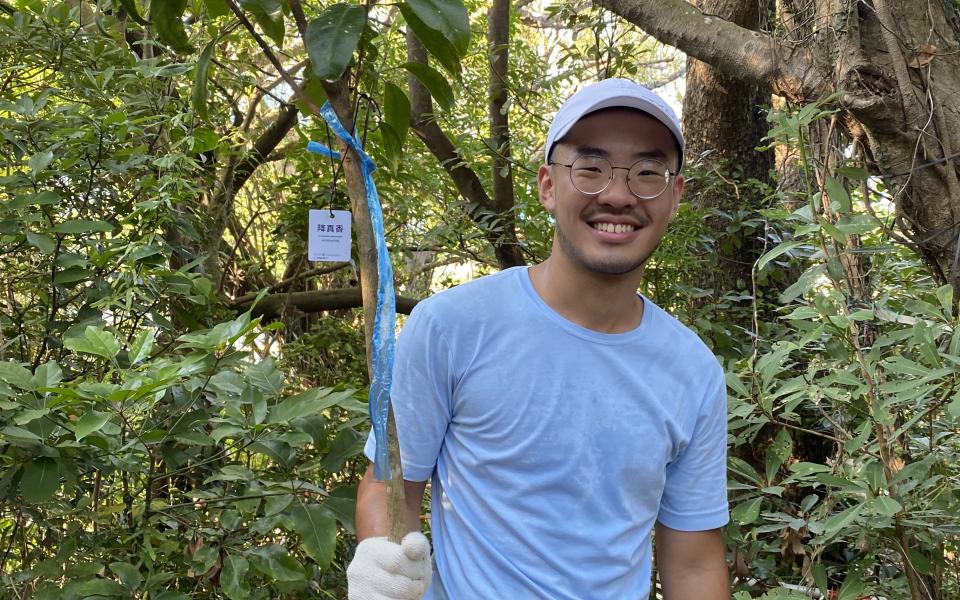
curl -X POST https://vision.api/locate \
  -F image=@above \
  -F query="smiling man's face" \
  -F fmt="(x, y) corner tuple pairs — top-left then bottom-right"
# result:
(538, 108), (684, 277)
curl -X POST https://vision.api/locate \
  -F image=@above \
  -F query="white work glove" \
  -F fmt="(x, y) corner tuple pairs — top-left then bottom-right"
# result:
(347, 532), (432, 600)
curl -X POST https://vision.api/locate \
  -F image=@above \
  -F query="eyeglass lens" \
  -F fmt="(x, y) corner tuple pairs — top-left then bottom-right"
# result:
(569, 155), (670, 199)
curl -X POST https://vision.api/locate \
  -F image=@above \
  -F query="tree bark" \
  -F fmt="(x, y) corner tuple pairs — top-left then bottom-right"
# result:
(488, 0), (517, 234)
(683, 0), (774, 311)
(232, 288), (419, 318)
(594, 0), (960, 292)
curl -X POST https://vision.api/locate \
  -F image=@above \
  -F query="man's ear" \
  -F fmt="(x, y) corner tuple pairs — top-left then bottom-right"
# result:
(669, 174), (684, 220)
(537, 164), (557, 214)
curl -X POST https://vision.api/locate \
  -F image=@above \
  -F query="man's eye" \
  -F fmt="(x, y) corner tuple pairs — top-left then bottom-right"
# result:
(577, 167), (604, 174)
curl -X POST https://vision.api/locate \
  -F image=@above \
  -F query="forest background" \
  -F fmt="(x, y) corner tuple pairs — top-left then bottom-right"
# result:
(1, 0), (959, 598)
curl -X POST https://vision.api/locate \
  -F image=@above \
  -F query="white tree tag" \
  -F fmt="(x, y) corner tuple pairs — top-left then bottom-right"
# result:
(308, 209), (352, 262)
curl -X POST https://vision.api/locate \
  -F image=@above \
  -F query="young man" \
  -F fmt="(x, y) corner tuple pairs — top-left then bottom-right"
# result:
(348, 79), (730, 599)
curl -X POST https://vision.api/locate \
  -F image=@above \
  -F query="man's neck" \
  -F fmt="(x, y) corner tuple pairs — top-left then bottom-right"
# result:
(528, 257), (645, 334)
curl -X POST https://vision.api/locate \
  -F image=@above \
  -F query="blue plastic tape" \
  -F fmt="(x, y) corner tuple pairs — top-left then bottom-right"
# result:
(307, 102), (396, 481)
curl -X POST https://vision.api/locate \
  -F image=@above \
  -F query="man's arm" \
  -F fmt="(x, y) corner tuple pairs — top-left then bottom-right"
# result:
(356, 464), (428, 540)
(655, 523), (729, 600)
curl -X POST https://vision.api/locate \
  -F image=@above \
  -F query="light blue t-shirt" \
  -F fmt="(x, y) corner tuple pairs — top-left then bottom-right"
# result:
(365, 266), (728, 599)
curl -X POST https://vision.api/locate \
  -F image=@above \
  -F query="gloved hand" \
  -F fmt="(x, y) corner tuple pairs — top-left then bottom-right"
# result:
(347, 531), (432, 600)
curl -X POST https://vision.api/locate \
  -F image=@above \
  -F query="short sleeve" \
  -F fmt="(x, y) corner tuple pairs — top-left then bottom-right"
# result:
(657, 364), (729, 531)
(364, 301), (454, 482)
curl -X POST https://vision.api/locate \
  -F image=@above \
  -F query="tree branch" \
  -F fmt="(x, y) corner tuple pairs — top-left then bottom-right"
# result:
(233, 288), (419, 318)
(488, 0), (514, 214)
(406, 32), (526, 268)
(232, 103), (299, 193)
(593, 0), (824, 101)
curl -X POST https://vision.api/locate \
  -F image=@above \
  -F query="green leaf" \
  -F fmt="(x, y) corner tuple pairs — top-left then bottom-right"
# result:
(724, 371), (749, 397)
(247, 357), (284, 396)
(9, 190), (60, 209)
(191, 128), (220, 155)
(64, 326), (122, 360)
(264, 493), (294, 516)
(821, 503), (863, 537)
(75, 411), (111, 440)
(208, 464), (256, 483)
(936, 284), (953, 318)
(221, 554), (251, 600)
(756, 240), (805, 272)
(728, 457), (763, 486)
(296, 75), (328, 114)
(811, 562), (829, 598)
(26, 230), (56, 254)
(177, 313), (254, 349)
(0, 361), (35, 390)
(399, 4), (462, 77)
(289, 504), (337, 569)
(150, 0), (194, 54)
(2, 425), (42, 442)
(836, 570), (865, 600)
(71, 578), (127, 597)
(33, 361), (62, 390)
(305, 4), (366, 81)
(249, 544), (307, 582)
(323, 494), (357, 534)
(868, 495), (902, 517)
(52, 219), (115, 234)
(833, 214), (877, 236)
(780, 263), (826, 304)
(119, 0), (150, 25)
(403, 0), (470, 55)
(402, 62), (454, 111)
(21, 457), (60, 503)
(54, 266), (92, 285)
(383, 82), (411, 145)
(204, 0), (230, 17)
(764, 428), (792, 483)
(380, 122), (403, 174)
(127, 328), (155, 365)
(788, 462), (831, 476)
(268, 387), (356, 424)
(192, 40), (216, 122)
(824, 174), (851, 213)
(241, 0), (285, 47)
(947, 393), (960, 419)
(320, 428), (362, 471)
(28, 150), (54, 174)
(731, 497), (762, 525)
(834, 166), (869, 180)
(109, 561), (143, 590)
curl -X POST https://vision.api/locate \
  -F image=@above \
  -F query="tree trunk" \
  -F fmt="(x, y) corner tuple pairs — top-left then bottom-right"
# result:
(683, 0), (774, 310)
(595, 0), (960, 293)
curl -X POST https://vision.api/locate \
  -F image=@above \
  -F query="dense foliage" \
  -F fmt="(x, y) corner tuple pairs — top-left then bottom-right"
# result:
(0, 1), (957, 599)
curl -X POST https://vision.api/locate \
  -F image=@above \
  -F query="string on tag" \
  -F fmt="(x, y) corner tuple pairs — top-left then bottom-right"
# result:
(306, 101), (397, 481)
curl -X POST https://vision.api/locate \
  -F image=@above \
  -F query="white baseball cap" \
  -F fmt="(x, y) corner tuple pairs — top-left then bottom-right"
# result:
(545, 78), (684, 169)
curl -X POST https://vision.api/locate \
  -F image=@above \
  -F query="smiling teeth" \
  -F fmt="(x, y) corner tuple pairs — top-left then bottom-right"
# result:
(593, 222), (636, 233)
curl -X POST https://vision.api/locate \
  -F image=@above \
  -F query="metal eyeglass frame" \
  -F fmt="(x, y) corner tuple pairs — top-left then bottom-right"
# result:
(548, 155), (679, 200)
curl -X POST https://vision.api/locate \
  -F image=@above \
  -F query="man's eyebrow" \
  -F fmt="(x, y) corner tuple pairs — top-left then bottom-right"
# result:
(569, 145), (609, 157)
(570, 145), (670, 161)
(631, 149), (669, 161)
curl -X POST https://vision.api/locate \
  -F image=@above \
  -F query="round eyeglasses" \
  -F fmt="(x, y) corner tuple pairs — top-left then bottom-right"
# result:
(548, 155), (678, 199)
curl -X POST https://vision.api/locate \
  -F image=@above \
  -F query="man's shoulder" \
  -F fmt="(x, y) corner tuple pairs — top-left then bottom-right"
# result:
(643, 298), (722, 372)
(415, 266), (525, 318)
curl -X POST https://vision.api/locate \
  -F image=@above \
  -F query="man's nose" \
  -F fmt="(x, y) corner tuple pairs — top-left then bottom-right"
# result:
(597, 167), (637, 208)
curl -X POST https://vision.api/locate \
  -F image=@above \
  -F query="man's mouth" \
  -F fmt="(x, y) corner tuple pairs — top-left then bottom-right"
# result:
(590, 222), (638, 234)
